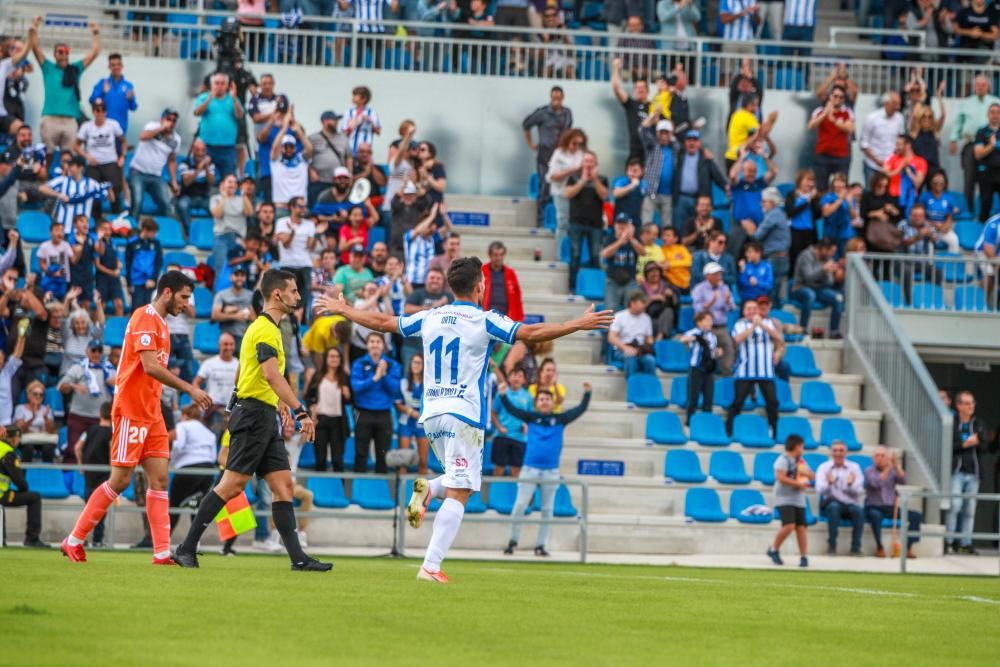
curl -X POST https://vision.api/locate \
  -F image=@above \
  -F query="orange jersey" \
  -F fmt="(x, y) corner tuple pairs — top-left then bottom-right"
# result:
(111, 305), (171, 423)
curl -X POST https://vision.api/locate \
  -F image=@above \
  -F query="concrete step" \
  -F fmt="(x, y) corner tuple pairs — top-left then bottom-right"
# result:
(507, 260), (570, 295)
(448, 195), (536, 228)
(463, 234), (556, 263)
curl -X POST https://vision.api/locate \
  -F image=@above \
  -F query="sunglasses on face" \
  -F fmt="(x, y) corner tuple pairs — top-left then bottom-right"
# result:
(56, 48), (69, 56)
(30, 391), (43, 397)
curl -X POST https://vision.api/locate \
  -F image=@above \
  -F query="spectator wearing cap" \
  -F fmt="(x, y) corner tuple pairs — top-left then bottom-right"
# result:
(58, 338), (116, 461)
(483, 241), (525, 321)
(638, 114), (676, 227)
(672, 129), (728, 231)
(334, 245), (376, 303)
(254, 93), (292, 200)
(791, 237), (843, 338)
(26, 18), (101, 163)
(176, 139), (218, 235)
(313, 165), (354, 237)
(210, 173), (253, 283)
(193, 71), (244, 179)
(692, 230), (738, 292)
(428, 231), (462, 277)
(75, 97), (126, 218)
(743, 186), (791, 304)
(602, 213), (645, 312)
(611, 58), (651, 162)
(691, 261), (736, 375)
(269, 113), (313, 213)
(211, 266), (254, 347)
(38, 154), (111, 228)
(129, 108), (181, 217)
(523, 86), (574, 226)
(88, 53), (137, 135)
(308, 110), (351, 207)
(565, 151), (609, 292)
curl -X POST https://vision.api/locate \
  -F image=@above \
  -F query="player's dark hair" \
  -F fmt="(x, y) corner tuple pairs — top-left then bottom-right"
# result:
(261, 269), (296, 300)
(447, 256), (482, 297)
(785, 434), (804, 452)
(157, 269), (195, 295)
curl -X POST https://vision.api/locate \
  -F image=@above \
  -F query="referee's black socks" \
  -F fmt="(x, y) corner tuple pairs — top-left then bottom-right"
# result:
(180, 491), (227, 554)
(272, 501), (309, 563)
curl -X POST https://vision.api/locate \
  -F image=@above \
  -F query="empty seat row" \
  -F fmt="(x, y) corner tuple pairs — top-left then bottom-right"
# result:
(685, 488), (822, 525)
(628, 374), (842, 414)
(667, 449), (874, 486)
(645, 411), (862, 450)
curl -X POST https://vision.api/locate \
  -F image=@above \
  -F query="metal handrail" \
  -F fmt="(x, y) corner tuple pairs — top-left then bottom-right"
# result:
(897, 489), (1000, 574)
(855, 252), (1000, 314)
(828, 26), (926, 47)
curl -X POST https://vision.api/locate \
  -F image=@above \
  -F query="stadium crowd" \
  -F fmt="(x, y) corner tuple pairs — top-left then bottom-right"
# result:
(0, 7), (997, 557)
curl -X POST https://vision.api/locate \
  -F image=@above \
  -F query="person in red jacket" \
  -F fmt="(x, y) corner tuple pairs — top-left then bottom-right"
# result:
(482, 241), (524, 321)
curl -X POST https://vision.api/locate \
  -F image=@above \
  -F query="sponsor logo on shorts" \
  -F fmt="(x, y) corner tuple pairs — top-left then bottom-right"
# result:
(427, 430), (456, 440)
(425, 385), (468, 399)
(454, 457), (468, 468)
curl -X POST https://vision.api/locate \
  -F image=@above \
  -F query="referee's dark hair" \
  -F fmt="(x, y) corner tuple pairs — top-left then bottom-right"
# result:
(446, 256), (482, 297)
(157, 269), (195, 295)
(260, 268), (297, 301)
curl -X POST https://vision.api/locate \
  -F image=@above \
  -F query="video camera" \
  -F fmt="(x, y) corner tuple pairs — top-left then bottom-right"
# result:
(215, 15), (242, 73)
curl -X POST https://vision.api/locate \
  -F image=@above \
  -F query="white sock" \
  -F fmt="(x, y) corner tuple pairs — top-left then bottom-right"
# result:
(154, 550), (171, 560)
(428, 476), (446, 499)
(421, 497), (465, 573)
(67, 536), (84, 546)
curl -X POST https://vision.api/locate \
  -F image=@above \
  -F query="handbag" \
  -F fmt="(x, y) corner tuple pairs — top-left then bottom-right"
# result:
(865, 219), (903, 252)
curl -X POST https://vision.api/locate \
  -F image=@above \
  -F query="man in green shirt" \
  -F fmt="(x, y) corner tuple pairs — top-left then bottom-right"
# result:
(333, 244), (374, 301)
(27, 16), (101, 167)
(949, 75), (1000, 211)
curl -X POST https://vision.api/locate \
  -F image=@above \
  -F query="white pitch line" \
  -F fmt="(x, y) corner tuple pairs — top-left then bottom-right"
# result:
(958, 595), (1000, 605)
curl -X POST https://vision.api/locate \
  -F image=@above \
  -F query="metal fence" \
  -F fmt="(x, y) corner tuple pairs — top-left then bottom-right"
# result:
(858, 253), (1000, 313)
(2, 1), (999, 96)
(897, 489), (1000, 575)
(845, 253), (954, 493)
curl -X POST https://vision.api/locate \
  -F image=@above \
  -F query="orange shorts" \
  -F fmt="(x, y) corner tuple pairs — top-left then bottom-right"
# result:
(110, 415), (170, 467)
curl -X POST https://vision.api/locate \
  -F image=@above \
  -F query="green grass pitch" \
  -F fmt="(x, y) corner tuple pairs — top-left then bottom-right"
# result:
(5, 549), (999, 666)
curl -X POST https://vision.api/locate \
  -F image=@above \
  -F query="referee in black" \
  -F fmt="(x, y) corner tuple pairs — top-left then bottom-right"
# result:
(174, 270), (331, 571)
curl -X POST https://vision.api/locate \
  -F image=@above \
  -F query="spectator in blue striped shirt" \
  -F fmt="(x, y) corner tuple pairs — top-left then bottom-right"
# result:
(403, 201), (444, 287)
(679, 310), (720, 423)
(38, 154), (110, 227)
(719, 0), (760, 54)
(343, 86), (382, 156)
(725, 298), (782, 438)
(781, 0), (816, 56)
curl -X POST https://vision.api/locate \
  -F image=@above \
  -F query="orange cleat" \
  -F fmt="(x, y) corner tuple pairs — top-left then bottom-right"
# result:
(60, 538), (87, 563)
(416, 567), (449, 584)
(151, 556), (177, 566)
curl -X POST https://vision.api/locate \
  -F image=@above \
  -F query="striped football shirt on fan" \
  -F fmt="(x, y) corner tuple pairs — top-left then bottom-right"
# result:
(732, 318), (775, 379)
(784, 0), (816, 26)
(721, 0), (757, 41)
(683, 328), (718, 367)
(46, 175), (110, 227)
(354, 0), (393, 33)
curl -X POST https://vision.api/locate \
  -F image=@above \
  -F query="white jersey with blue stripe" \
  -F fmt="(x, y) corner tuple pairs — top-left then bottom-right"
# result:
(783, 0), (816, 26)
(732, 318), (775, 379)
(975, 215), (1000, 253)
(397, 301), (521, 429)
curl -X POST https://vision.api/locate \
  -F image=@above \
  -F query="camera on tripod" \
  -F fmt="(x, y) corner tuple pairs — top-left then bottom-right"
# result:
(215, 15), (243, 74)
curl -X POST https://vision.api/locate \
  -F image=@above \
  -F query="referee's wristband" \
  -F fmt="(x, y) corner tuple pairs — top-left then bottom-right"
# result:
(293, 405), (309, 421)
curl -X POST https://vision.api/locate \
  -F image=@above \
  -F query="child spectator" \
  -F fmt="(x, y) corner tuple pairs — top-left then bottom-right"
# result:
(125, 217), (163, 309)
(68, 214), (97, 310)
(611, 158), (647, 224)
(395, 353), (429, 474)
(660, 226), (692, 291)
(737, 241), (773, 302)
(491, 365), (532, 478)
(37, 221), (73, 299)
(679, 311), (719, 423)
(93, 219), (124, 316)
(767, 434), (814, 567)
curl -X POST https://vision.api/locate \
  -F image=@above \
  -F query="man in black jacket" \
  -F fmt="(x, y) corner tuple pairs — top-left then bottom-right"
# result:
(672, 130), (728, 231)
(0, 426), (48, 547)
(946, 390), (987, 554)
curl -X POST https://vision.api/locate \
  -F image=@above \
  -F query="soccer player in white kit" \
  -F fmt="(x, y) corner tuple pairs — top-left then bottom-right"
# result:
(315, 257), (613, 583)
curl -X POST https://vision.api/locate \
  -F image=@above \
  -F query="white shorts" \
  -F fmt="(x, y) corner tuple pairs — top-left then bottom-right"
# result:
(423, 414), (485, 492)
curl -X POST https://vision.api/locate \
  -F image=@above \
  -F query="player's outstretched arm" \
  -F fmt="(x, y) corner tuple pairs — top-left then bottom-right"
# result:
(139, 351), (213, 410)
(313, 293), (398, 334)
(515, 304), (614, 343)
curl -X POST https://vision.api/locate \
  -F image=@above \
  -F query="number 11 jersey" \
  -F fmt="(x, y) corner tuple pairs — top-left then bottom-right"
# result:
(398, 301), (521, 430)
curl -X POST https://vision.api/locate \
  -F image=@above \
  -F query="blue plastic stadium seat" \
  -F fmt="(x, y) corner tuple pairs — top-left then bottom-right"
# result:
(947, 191), (971, 216)
(104, 316), (129, 347)
(487, 481), (522, 514)
(910, 283), (944, 310)
(298, 443), (316, 469)
(775, 379), (798, 412)
(626, 373), (667, 408)
(954, 285), (989, 312)
(665, 449), (707, 483)
(776, 416), (818, 449)
(163, 251), (196, 267)
(820, 417), (862, 451)
(17, 210), (52, 243)
(189, 218), (214, 251)
(799, 381), (842, 414)
(193, 322), (221, 354)
(45, 387), (65, 418)
(803, 453), (826, 475)
(154, 216), (187, 249)
(784, 345), (822, 378)
(676, 305), (694, 333)
(690, 413), (730, 447)
(934, 253), (972, 283)
(654, 339), (689, 373)
(776, 182), (795, 198)
(29, 247), (41, 275)
(543, 202), (557, 232)
(532, 484), (577, 517)
(367, 226), (386, 250)
(71, 470), (86, 497)
(954, 221), (983, 251)
(878, 281), (904, 307)
(730, 489), (773, 524)
(193, 286), (213, 319)
(26, 468), (70, 499)
(684, 488), (728, 522)
(528, 172), (540, 199)
(351, 479), (395, 510)
(669, 375), (690, 408)
(709, 450), (751, 484)
(645, 411), (687, 445)
(307, 477), (350, 508)
(575, 267), (606, 301)
(848, 454), (874, 471)
(713, 376), (755, 410)
(732, 414), (773, 448)
(753, 451), (779, 484)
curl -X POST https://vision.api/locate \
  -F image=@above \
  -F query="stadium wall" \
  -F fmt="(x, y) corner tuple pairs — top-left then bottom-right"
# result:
(18, 58), (966, 193)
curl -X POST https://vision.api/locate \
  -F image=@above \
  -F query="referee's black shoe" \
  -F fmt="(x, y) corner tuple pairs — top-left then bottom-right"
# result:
(172, 547), (200, 568)
(291, 557), (333, 572)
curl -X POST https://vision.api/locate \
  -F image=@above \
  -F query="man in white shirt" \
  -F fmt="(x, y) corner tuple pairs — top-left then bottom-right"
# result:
(815, 441), (865, 556)
(607, 292), (655, 377)
(0, 39), (30, 137)
(75, 97), (126, 216)
(860, 91), (904, 185)
(193, 331), (239, 433)
(128, 107), (181, 217)
(269, 114), (313, 213)
(275, 196), (318, 311)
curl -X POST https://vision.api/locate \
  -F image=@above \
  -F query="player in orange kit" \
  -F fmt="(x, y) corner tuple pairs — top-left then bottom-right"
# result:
(61, 271), (212, 564)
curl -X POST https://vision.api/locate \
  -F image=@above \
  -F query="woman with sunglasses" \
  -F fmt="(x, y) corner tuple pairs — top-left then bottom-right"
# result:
(909, 82), (946, 175)
(14, 380), (57, 462)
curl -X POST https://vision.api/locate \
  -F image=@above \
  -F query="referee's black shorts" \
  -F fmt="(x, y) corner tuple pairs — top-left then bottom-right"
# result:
(225, 397), (290, 478)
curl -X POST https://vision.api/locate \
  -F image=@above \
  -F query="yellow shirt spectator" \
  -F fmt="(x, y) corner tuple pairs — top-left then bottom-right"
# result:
(725, 108), (759, 161)
(636, 243), (666, 280)
(661, 243), (693, 289)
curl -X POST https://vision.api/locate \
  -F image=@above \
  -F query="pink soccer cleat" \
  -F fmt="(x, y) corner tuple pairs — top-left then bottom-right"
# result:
(60, 538), (87, 563)
(151, 556), (177, 566)
(416, 567), (449, 584)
